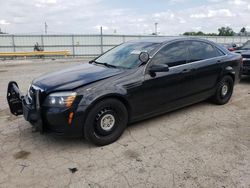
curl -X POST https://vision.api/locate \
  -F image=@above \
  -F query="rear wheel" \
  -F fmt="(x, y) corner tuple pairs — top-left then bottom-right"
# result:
(211, 75), (234, 105)
(84, 98), (128, 146)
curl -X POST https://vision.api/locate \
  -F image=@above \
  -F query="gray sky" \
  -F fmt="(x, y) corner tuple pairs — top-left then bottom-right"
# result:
(0, 0), (250, 35)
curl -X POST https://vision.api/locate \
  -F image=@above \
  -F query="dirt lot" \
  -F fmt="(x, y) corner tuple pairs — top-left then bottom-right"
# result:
(0, 59), (250, 188)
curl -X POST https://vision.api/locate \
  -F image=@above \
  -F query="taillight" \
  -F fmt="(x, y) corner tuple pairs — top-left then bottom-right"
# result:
(228, 48), (235, 52)
(240, 57), (243, 64)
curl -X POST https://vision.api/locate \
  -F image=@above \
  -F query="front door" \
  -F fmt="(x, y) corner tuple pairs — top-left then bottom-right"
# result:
(132, 41), (191, 118)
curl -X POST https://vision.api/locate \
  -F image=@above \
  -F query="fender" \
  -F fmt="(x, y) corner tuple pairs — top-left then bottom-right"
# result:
(78, 84), (132, 115)
(217, 60), (236, 83)
(83, 93), (132, 123)
(76, 68), (142, 114)
(222, 66), (236, 80)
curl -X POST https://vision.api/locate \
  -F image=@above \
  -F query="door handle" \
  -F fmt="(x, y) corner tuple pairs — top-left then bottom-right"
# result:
(181, 68), (193, 73)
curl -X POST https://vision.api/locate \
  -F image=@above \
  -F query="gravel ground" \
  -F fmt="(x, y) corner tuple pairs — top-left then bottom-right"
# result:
(0, 59), (250, 188)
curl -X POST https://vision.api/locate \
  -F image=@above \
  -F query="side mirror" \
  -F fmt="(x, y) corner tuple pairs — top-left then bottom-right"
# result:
(139, 52), (150, 63)
(89, 59), (96, 64)
(149, 64), (169, 73)
(232, 43), (237, 48)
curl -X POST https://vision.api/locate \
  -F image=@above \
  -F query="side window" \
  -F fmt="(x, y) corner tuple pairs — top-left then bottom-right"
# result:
(188, 41), (224, 62)
(151, 41), (187, 67)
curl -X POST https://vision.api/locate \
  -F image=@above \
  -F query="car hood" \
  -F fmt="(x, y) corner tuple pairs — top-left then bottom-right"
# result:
(234, 50), (250, 56)
(32, 63), (125, 92)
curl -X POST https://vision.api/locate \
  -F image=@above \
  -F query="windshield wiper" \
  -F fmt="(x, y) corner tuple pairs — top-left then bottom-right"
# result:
(90, 60), (117, 68)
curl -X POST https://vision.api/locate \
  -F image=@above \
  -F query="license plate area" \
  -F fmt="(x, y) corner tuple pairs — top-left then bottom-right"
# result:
(7, 81), (23, 116)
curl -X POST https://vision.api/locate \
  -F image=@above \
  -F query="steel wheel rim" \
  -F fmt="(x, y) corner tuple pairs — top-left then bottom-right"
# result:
(100, 114), (115, 131)
(221, 84), (229, 97)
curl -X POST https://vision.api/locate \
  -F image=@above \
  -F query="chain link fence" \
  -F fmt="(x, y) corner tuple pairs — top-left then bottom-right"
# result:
(0, 34), (249, 57)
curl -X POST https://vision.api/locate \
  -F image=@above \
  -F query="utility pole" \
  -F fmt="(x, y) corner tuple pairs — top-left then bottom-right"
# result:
(100, 26), (103, 36)
(45, 22), (48, 34)
(154, 22), (158, 36)
(100, 26), (103, 53)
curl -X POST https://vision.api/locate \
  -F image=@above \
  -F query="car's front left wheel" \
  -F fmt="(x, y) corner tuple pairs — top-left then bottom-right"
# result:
(84, 98), (128, 146)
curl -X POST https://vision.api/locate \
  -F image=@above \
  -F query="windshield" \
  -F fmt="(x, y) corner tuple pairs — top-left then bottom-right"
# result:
(241, 41), (250, 50)
(95, 42), (160, 69)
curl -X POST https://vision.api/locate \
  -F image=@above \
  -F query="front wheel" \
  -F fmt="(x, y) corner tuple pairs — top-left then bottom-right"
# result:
(84, 98), (128, 146)
(211, 75), (234, 105)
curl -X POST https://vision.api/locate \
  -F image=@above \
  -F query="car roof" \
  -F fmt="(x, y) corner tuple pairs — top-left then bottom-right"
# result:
(128, 36), (230, 55)
(128, 37), (182, 44)
(128, 36), (214, 44)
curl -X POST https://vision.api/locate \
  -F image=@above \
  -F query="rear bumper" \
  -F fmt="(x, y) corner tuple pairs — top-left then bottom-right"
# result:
(7, 81), (86, 137)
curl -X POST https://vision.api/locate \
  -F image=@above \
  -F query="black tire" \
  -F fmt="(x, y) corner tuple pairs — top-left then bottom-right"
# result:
(211, 75), (234, 105)
(84, 98), (128, 146)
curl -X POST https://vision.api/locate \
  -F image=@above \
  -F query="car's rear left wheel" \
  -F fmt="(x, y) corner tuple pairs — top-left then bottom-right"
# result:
(211, 75), (234, 105)
(84, 98), (128, 146)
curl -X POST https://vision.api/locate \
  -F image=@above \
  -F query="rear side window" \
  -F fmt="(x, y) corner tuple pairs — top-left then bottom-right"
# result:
(187, 41), (224, 62)
(151, 41), (187, 67)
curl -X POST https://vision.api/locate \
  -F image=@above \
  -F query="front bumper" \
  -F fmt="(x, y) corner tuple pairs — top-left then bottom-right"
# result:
(22, 97), (43, 132)
(43, 105), (87, 137)
(7, 81), (86, 137)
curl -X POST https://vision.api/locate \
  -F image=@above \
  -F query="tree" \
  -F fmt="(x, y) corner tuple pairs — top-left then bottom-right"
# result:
(183, 31), (203, 36)
(183, 31), (217, 36)
(183, 32), (195, 36)
(196, 31), (205, 36)
(240, 27), (246, 33)
(206, 33), (218, 36)
(240, 27), (247, 36)
(0, 28), (7, 34)
(218, 26), (234, 36)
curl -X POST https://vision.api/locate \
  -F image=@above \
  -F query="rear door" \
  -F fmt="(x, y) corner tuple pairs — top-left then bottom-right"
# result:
(183, 40), (225, 96)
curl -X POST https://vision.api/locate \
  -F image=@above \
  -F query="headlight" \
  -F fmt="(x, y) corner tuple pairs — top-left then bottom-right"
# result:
(44, 91), (77, 107)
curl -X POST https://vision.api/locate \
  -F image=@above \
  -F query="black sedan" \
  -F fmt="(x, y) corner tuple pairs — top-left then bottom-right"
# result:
(7, 38), (241, 146)
(234, 40), (250, 75)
